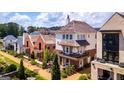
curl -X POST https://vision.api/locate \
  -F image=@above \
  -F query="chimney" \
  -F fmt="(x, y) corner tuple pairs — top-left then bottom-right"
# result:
(66, 15), (70, 24)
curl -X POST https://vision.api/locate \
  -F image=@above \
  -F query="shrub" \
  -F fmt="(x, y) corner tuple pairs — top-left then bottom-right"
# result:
(61, 71), (67, 78)
(8, 50), (17, 56)
(42, 62), (47, 69)
(5, 64), (17, 73)
(25, 69), (37, 77)
(15, 53), (24, 58)
(87, 73), (91, 79)
(64, 65), (76, 76)
(79, 74), (88, 80)
(31, 60), (37, 65)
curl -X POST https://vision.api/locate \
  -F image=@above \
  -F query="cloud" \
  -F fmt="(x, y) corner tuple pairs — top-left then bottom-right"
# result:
(0, 12), (116, 29)
(34, 12), (114, 28)
(0, 12), (11, 23)
(9, 13), (31, 28)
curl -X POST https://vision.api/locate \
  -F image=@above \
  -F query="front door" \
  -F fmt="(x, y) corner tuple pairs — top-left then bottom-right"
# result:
(79, 60), (83, 68)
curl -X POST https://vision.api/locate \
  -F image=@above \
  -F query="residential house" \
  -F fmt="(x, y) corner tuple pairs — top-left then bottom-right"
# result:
(3, 35), (17, 51)
(55, 16), (97, 69)
(91, 12), (124, 80)
(23, 30), (55, 61)
(3, 35), (24, 54)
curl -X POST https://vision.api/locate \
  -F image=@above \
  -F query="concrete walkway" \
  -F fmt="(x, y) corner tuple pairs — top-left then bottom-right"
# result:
(0, 51), (88, 80)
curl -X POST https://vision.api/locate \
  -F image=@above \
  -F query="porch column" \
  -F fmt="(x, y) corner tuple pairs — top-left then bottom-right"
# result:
(62, 58), (64, 66)
(14, 43), (17, 51)
(114, 72), (117, 80)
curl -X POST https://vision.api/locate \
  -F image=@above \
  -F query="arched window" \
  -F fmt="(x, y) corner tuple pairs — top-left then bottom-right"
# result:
(39, 43), (41, 50)
(27, 41), (29, 47)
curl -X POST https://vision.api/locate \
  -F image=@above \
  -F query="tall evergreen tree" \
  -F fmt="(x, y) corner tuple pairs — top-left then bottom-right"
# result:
(18, 59), (26, 80)
(51, 54), (61, 80)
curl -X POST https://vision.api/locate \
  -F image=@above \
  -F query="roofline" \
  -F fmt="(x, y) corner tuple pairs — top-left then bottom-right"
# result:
(27, 34), (34, 47)
(100, 30), (121, 32)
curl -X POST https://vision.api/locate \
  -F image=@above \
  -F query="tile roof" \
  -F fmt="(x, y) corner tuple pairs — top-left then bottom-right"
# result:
(30, 35), (39, 43)
(41, 35), (55, 44)
(56, 20), (96, 34)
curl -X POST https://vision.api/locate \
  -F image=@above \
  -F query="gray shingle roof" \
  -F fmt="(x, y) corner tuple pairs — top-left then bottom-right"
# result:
(3, 35), (16, 41)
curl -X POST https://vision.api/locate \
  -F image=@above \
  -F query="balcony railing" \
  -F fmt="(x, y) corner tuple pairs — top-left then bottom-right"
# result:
(59, 51), (89, 58)
(94, 57), (119, 65)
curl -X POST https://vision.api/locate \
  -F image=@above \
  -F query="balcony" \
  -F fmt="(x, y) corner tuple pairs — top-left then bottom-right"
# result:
(94, 57), (124, 68)
(58, 51), (89, 59)
(94, 57), (119, 65)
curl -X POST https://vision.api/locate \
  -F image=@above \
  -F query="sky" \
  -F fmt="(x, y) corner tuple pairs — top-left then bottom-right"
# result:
(0, 12), (116, 29)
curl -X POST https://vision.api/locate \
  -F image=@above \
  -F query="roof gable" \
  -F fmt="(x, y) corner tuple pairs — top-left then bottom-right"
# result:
(100, 12), (124, 31)
(3, 35), (16, 41)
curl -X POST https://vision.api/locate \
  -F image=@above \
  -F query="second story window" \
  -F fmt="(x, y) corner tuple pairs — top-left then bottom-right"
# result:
(39, 43), (41, 50)
(70, 34), (73, 39)
(63, 34), (65, 39)
(66, 34), (69, 39)
(27, 41), (29, 47)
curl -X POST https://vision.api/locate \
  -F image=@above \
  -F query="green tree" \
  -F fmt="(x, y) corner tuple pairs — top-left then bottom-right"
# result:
(18, 59), (26, 80)
(51, 50), (57, 61)
(51, 54), (61, 80)
(27, 26), (37, 33)
(5, 64), (17, 73)
(0, 22), (24, 38)
(42, 48), (50, 69)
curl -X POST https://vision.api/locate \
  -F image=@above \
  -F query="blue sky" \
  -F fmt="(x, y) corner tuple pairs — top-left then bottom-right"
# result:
(0, 12), (116, 29)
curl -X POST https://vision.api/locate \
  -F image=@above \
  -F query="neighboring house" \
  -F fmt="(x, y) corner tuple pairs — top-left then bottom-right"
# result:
(3, 35), (17, 51)
(55, 16), (97, 69)
(91, 12), (124, 80)
(23, 30), (55, 61)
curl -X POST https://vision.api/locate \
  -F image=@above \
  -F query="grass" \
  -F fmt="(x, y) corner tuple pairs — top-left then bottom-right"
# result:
(4, 57), (19, 67)
(0, 54), (47, 80)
